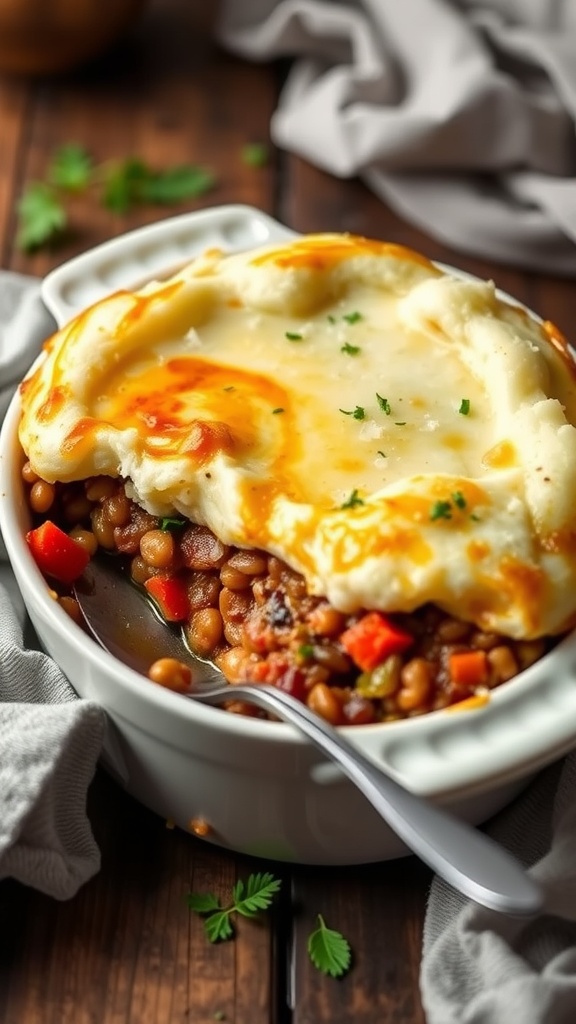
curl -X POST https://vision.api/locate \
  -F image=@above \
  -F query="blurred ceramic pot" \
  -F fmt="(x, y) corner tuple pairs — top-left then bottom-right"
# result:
(0, 0), (147, 75)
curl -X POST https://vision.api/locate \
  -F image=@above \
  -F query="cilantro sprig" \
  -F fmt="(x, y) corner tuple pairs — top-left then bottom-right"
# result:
(16, 143), (217, 251)
(188, 872), (282, 942)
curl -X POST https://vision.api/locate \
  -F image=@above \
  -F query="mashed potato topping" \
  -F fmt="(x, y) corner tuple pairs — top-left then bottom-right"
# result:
(19, 234), (576, 638)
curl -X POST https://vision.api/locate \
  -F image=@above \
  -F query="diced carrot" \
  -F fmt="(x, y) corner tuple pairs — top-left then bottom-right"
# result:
(448, 650), (489, 688)
(26, 520), (90, 585)
(340, 611), (413, 672)
(144, 574), (189, 622)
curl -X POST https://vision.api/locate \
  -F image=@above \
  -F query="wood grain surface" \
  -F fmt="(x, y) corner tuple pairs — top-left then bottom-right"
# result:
(0, 2), (573, 1022)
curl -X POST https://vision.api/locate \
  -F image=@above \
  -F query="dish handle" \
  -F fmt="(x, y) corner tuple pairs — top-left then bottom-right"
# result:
(41, 204), (298, 328)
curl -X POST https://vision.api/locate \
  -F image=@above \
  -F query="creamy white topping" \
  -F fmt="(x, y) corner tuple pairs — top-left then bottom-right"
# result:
(19, 233), (576, 637)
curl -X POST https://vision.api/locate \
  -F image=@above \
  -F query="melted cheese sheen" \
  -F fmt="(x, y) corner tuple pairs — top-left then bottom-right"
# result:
(19, 234), (576, 638)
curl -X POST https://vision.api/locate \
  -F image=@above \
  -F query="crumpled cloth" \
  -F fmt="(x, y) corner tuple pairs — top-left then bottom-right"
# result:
(218, 0), (576, 274)
(0, 273), (106, 900)
(422, 753), (576, 1023)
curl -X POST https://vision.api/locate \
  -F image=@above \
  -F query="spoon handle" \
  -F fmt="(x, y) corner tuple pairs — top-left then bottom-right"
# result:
(194, 683), (542, 917)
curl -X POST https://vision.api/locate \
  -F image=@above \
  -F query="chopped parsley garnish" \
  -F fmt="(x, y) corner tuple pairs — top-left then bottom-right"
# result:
(459, 398), (471, 415)
(341, 342), (361, 355)
(328, 311), (363, 326)
(160, 516), (187, 531)
(429, 492), (471, 520)
(430, 500), (453, 521)
(285, 331), (303, 341)
(339, 406), (366, 420)
(377, 450), (386, 458)
(272, 407), (285, 414)
(222, 385), (236, 392)
(341, 489), (365, 509)
(394, 421), (406, 426)
(298, 643), (315, 660)
(376, 394), (391, 415)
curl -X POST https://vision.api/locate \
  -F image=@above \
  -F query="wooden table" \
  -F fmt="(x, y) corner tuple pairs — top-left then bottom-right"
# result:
(0, 3), (573, 1022)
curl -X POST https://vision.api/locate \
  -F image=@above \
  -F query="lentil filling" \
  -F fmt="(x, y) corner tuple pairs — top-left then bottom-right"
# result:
(23, 465), (554, 725)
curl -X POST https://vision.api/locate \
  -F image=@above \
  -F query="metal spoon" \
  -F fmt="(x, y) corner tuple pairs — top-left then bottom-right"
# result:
(74, 556), (543, 916)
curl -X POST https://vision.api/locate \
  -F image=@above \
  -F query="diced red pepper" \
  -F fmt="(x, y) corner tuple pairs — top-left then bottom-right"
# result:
(340, 611), (413, 672)
(144, 574), (189, 622)
(26, 520), (90, 586)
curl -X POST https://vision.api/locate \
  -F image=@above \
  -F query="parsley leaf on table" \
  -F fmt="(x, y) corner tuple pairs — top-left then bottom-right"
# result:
(188, 871), (282, 943)
(241, 142), (269, 167)
(103, 158), (216, 213)
(139, 164), (217, 205)
(307, 914), (352, 977)
(205, 911), (235, 943)
(187, 892), (221, 913)
(48, 143), (94, 191)
(102, 157), (151, 214)
(16, 184), (67, 251)
(232, 873), (282, 915)
(16, 143), (218, 250)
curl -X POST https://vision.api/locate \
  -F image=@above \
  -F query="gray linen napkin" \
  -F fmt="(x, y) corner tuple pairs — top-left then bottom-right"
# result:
(218, 0), (576, 274)
(422, 755), (576, 1023)
(0, 273), (106, 900)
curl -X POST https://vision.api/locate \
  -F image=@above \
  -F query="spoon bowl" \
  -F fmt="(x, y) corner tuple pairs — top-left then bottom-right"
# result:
(73, 555), (543, 917)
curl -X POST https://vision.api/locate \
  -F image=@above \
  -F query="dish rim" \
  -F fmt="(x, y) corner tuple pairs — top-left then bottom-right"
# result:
(2, 202), (576, 801)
